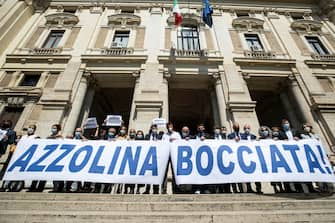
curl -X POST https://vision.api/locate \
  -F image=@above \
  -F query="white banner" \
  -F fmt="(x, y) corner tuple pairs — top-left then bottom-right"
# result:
(170, 139), (335, 185)
(4, 139), (170, 184)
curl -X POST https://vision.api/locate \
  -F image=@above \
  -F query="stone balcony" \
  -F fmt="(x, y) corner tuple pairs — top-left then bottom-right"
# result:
(29, 48), (62, 55)
(244, 50), (276, 59)
(102, 47), (134, 56)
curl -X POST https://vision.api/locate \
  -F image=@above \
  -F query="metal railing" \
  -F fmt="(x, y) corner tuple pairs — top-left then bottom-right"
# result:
(30, 48), (62, 55)
(171, 48), (208, 57)
(244, 50), (276, 59)
(102, 47), (134, 56)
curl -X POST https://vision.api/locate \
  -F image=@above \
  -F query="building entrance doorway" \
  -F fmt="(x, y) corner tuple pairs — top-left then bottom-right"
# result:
(246, 76), (303, 129)
(168, 75), (217, 135)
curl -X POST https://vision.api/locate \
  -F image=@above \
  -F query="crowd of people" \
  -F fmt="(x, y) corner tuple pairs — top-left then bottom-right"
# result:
(0, 118), (333, 194)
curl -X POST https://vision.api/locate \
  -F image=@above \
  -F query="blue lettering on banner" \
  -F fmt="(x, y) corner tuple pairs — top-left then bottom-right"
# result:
(69, 146), (92, 172)
(255, 146), (268, 173)
(139, 146), (158, 176)
(8, 144), (38, 172)
(27, 144), (58, 172)
(45, 144), (75, 172)
(107, 146), (121, 174)
(316, 145), (332, 174)
(270, 145), (292, 173)
(176, 146), (193, 175)
(237, 146), (256, 174)
(196, 145), (213, 176)
(304, 144), (325, 174)
(283, 144), (303, 173)
(88, 146), (106, 174)
(217, 145), (234, 174)
(119, 146), (141, 175)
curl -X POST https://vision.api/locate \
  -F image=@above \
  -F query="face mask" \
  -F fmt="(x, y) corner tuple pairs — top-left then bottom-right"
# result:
(51, 128), (58, 135)
(221, 131), (227, 135)
(75, 131), (81, 139)
(27, 128), (34, 135)
(120, 130), (126, 135)
(152, 129), (158, 134)
(129, 133), (136, 138)
(304, 127), (311, 132)
(168, 127), (173, 133)
(283, 123), (290, 130)
(136, 134), (144, 139)
(244, 129), (250, 134)
(214, 129), (220, 135)
(182, 132), (189, 137)
(108, 132), (115, 137)
(261, 130), (269, 137)
(272, 132), (279, 137)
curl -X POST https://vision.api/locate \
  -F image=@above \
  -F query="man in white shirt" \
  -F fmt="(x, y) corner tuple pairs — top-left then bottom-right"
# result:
(162, 122), (181, 142)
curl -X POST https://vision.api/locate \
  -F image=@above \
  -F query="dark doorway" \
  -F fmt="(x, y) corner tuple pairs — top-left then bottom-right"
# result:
(169, 88), (214, 135)
(246, 77), (303, 129)
(0, 106), (24, 128)
(89, 87), (134, 127)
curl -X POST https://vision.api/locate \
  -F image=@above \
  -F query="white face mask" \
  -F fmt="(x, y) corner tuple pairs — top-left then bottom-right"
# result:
(304, 127), (311, 132)
(214, 129), (220, 135)
(27, 128), (34, 135)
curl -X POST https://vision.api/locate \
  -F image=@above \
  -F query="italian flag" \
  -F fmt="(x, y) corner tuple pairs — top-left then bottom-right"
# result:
(173, 0), (182, 26)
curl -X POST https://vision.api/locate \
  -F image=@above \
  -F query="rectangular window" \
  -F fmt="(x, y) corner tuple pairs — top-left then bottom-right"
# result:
(236, 11), (249, 17)
(121, 9), (134, 14)
(42, 30), (65, 48)
(177, 26), (200, 51)
(19, 74), (40, 87)
(112, 31), (130, 48)
(291, 15), (304, 20)
(305, 36), (329, 55)
(245, 34), (264, 51)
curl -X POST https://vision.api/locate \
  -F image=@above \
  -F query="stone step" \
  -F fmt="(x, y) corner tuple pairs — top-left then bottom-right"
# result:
(1, 192), (334, 202)
(1, 193), (334, 223)
(1, 209), (335, 223)
(1, 198), (335, 212)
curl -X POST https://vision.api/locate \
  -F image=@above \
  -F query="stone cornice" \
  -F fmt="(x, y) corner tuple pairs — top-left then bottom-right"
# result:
(290, 19), (323, 33)
(45, 12), (79, 27)
(108, 13), (141, 27)
(232, 17), (264, 31)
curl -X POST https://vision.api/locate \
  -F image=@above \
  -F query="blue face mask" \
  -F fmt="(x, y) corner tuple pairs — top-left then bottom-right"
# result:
(283, 123), (290, 131)
(108, 132), (115, 138)
(260, 130), (269, 137)
(75, 131), (81, 139)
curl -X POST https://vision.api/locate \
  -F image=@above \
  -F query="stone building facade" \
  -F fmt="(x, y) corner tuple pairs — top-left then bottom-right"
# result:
(0, 0), (335, 153)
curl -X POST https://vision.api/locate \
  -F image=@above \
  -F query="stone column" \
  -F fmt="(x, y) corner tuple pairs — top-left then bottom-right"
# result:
(8, 71), (22, 87)
(129, 71), (141, 130)
(79, 85), (96, 128)
(279, 91), (300, 128)
(210, 88), (220, 127)
(14, 100), (35, 133)
(288, 77), (315, 125)
(62, 72), (90, 135)
(36, 71), (49, 88)
(213, 73), (228, 128)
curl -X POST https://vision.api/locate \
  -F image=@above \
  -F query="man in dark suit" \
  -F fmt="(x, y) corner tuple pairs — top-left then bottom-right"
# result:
(227, 122), (244, 193)
(279, 119), (299, 141)
(240, 124), (257, 141)
(279, 119), (302, 193)
(212, 126), (227, 140)
(240, 124), (260, 193)
(143, 124), (163, 194)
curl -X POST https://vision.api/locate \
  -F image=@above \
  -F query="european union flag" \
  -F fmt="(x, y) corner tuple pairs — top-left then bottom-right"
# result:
(202, 0), (213, 28)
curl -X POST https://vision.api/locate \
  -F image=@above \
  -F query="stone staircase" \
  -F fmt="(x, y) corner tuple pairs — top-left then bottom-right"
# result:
(0, 193), (335, 223)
